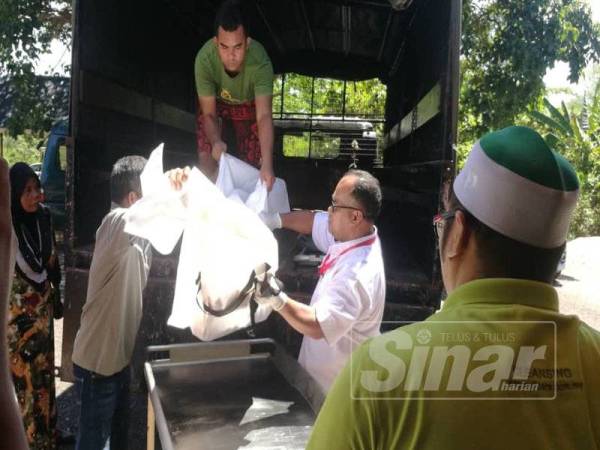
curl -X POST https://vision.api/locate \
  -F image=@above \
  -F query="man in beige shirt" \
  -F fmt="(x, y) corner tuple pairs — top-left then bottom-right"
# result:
(72, 155), (151, 450)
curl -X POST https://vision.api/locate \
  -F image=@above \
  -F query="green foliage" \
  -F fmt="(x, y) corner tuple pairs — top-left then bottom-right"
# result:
(273, 74), (386, 119)
(460, 0), (600, 145)
(530, 92), (600, 237)
(2, 74), (69, 135)
(345, 80), (386, 118)
(273, 74), (311, 115)
(274, 74), (386, 160)
(0, 0), (71, 135)
(2, 0), (597, 199)
(282, 134), (341, 158)
(1, 132), (44, 166)
(282, 134), (309, 157)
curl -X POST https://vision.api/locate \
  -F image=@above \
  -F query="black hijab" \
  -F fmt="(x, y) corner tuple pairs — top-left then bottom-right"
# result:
(9, 162), (56, 292)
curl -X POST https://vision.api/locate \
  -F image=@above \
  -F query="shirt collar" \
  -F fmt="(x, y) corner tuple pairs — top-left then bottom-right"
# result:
(442, 278), (559, 313)
(327, 226), (378, 257)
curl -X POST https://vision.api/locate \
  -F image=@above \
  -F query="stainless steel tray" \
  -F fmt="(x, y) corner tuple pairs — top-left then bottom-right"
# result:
(145, 339), (325, 450)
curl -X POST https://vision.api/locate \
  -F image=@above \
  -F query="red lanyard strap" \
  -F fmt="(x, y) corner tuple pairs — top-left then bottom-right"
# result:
(318, 236), (377, 277)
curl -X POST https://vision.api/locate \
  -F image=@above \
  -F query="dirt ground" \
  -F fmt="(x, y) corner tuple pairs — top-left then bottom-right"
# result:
(555, 237), (600, 331)
(54, 318), (147, 450)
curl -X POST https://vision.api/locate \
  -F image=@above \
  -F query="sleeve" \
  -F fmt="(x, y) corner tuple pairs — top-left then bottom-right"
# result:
(306, 343), (377, 450)
(113, 210), (151, 263)
(119, 210), (150, 250)
(253, 58), (274, 97)
(579, 324), (600, 446)
(194, 50), (217, 98)
(311, 211), (335, 253)
(314, 269), (368, 345)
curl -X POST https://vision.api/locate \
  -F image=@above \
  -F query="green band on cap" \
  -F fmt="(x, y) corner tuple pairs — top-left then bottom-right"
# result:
(479, 126), (579, 191)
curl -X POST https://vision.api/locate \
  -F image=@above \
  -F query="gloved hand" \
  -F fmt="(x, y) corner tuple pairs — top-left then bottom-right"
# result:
(259, 212), (282, 231)
(254, 270), (288, 311)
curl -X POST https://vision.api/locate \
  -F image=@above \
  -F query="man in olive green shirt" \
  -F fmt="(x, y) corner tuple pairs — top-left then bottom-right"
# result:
(307, 126), (600, 449)
(195, 0), (275, 190)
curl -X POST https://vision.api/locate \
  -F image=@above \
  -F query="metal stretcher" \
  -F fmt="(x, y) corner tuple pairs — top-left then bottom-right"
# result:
(145, 339), (325, 450)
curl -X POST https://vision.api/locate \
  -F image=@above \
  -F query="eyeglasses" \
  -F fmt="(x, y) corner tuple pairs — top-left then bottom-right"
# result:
(329, 201), (364, 215)
(433, 209), (457, 240)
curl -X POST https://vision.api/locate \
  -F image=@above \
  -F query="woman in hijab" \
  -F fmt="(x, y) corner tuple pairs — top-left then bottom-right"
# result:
(8, 162), (61, 450)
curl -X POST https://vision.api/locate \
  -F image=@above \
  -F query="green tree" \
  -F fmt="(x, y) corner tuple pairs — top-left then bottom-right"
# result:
(530, 93), (600, 237)
(274, 74), (386, 158)
(460, 0), (600, 146)
(0, 0), (71, 135)
(1, 132), (43, 166)
(274, 74), (385, 119)
(2, 0), (597, 156)
(345, 79), (386, 118)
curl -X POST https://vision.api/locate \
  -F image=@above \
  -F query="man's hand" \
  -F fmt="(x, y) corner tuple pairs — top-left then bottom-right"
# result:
(211, 141), (227, 162)
(166, 167), (191, 191)
(254, 270), (287, 311)
(260, 164), (275, 191)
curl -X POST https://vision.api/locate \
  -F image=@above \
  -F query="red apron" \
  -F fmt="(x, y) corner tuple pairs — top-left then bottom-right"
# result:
(196, 100), (262, 168)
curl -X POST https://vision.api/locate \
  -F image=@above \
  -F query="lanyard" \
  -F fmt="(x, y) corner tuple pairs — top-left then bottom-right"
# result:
(318, 236), (376, 277)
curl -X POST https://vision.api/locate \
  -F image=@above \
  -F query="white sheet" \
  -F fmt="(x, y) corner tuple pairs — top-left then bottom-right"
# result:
(124, 144), (290, 340)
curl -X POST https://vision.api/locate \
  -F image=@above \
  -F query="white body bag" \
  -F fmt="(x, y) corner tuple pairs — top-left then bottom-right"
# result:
(124, 144), (290, 340)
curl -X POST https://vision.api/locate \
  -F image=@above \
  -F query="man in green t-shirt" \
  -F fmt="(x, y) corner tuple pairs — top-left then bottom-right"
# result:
(307, 126), (600, 449)
(195, 0), (275, 190)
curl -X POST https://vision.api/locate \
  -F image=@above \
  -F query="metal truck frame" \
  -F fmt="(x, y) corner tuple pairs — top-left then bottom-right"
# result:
(61, 0), (461, 383)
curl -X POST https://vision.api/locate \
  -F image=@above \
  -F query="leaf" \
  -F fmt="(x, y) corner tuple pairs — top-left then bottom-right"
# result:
(570, 115), (584, 142)
(530, 110), (568, 135)
(544, 133), (559, 149)
(459, 0), (599, 142)
(561, 101), (575, 130)
(543, 98), (573, 135)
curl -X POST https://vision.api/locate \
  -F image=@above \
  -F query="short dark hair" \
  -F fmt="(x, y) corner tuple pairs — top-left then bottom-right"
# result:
(345, 169), (382, 221)
(214, 0), (248, 36)
(110, 155), (147, 203)
(443, 189), (564, 283)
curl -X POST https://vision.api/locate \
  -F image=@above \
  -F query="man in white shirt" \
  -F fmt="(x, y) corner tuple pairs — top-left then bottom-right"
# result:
(256, 170), (386, 391)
